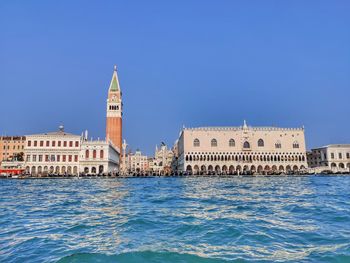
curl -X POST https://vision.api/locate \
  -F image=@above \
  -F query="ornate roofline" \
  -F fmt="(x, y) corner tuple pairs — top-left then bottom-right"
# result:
(183, 126), (305, 132)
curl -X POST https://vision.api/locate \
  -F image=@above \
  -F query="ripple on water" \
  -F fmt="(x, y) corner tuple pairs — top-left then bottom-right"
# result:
(0, 176), (350, 263)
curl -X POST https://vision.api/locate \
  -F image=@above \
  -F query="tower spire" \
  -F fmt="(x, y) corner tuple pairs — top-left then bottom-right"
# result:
(109, 65), (120, 92)
(106, 65), (123, 151)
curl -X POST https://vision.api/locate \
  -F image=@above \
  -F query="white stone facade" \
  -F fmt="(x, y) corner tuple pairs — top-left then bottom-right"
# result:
(24, 127), (120, 176)
(150, 144), (174, 174)
(24, 127), (81, 175)
(80, 139), (120, 174)
(176, 121), (308, 174)
(307, 144), (350, 173)
(127, 150), (148, 173)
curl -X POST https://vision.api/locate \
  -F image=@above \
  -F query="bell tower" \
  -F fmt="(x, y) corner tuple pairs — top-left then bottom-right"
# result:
(106, 65), (122, 151)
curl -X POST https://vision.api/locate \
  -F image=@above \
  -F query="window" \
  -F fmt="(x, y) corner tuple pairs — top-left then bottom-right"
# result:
(46, 141), (50, 147)
(63, 155), (66, 162)
(63, 141), (67, 147)
(193, 139), (200, 147)
(57, 155), (60, 162)
(45, 155), (49, 162)
(93, 150), (97, 159)
(211, 139), (217, 147)
(69, 141), (73, 147)
(68, 155), (72, 162)
(26, 155), (30, 162)
(51, 155), (55, 162)
(75, 141), (79, 147)
(52, 141), (56, 147)
(347, 153), (350, 159)
(331, 153), (334, 159)
(293, 141), (299, 149)
(229, 139), (235, 147)
(40, 141), (44, 147)
(258, 139), (264, 147)
(339, 153), (342, 159)
(58, 141), (61, 147)
(100, 150), (104, 159)
(243, 141), (250, 149)
(38, 155), (43, 162)
(32, 155), (37, 162)
(275, 141), (281, 149)
(85, 150), (89, 158)
(28, 141), (31, 147)
(74, 155), (78, 162)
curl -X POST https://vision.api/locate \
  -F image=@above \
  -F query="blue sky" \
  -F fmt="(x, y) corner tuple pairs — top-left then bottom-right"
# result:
(0, 1), (349, 155)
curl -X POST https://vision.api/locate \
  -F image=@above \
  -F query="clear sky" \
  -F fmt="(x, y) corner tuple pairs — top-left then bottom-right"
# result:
(0, 1), (349, 155)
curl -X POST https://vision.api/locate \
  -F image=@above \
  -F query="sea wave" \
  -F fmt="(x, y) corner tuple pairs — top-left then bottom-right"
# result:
(1, 177), (350, 263)
(57, 251), (228, 263)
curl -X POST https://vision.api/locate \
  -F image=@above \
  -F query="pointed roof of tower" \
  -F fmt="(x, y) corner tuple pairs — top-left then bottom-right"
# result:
(109, 65), (121, 92)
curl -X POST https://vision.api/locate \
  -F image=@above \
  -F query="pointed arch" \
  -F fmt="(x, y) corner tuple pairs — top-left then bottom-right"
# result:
(293, 141), (300, 149)
(193, 138), (200, 147)
(243, 141), (250, 149)
(258, 139), (264, 147)
(275, 141), (281, 149)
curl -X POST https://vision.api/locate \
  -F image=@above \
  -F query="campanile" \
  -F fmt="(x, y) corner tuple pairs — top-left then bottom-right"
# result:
(106, 65), (122, 150)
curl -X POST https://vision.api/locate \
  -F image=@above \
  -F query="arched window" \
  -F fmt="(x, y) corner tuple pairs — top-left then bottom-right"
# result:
(211, 139), (217, 147)
(93, 150), (96, 159)
(293, 141), (299, 149)
(193, 138), (200, 147)
(85, 150), (89, 158)
(100, 150), (104, 159)
(229, 139), (235, 147)
(243, 141), (250, 149)
(275, 141), (281, 149)
(258, 139), (264, 147)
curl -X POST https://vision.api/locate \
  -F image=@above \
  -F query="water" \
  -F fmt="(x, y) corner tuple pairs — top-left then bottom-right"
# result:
(1, 176), (350, 263)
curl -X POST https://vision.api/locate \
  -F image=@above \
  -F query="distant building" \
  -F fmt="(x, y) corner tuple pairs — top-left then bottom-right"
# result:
(307, 144), (350, 172)
(175, 121), (308, 174)
(24, 126), (81, 176)
(150, 143), (174, 175)
(24, 126), (120, 176)
(0, 136), (26, 163)
(79, 138), (120, 175)
(128, 150), (148, 173)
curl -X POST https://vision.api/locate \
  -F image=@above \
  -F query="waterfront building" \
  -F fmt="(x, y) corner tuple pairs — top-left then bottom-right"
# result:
(24, 126), (81, 176)
(24, 126), (121, 176)
(0, 136), (26, 163)
(171, 140), (180, 174)
(175, 121), (308, 174)
(128, 150), (149, 174)
(106, 65), (123, 151)
(307, 144), (350, 173)
(149, 143), (174, 175)
(79, 137), (120, 175)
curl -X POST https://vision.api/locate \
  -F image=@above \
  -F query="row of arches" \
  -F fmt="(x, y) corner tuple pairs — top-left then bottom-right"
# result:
(185, 153), (306, 162)
(109, 105), (119, 111)
(83, 166), (104, 174)
(193, 138), (300, 149)
(186, 164), (306, 174)
(331, 163), (350, 169)
(26, 166), (78, 175)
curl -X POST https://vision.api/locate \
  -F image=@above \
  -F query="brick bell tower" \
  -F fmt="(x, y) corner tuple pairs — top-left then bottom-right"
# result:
(106, 65), (122, 151)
